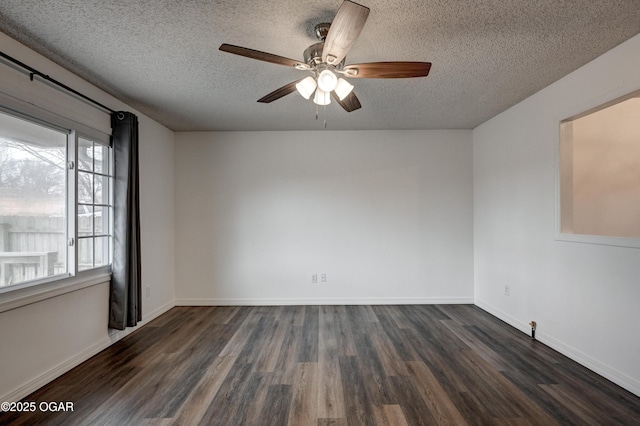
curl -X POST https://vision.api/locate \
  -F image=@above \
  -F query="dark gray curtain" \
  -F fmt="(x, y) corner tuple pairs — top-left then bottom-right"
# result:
(109, 111), (141, 330)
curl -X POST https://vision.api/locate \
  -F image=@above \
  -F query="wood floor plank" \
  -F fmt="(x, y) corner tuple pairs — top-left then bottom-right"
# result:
(367, 322), (408, 377)
(2, 305), (640, 426)
(318, 306), (338, 362)
(217, 307), (264, 357)
(339, 355), (378, 426)
(552, 358), (640, 420)
(288, 362), (318, 426)
(352, 330), (395, 405)
(235, 316), (277, 366)
(334, 306), (358, 357)
(539, 383), (603, 425)
(318, 306), (346, 419)
(317, 360), (345, 420)
(388, 375), (438, 425)
(372, 404), (410, 426)
(169, 355), (236, 425)
(271, 324), (302, 385)
(405, 360), (468, 426)
(382, 404), (410, 426)
(292, 305), (307, 327)
(501, 368), (581, 426)
(298, 305), (319, 363)
(375, 312), (419, 361)
(259, 384), (293, 426)
(455, 348), (557, 425)
(439, 319), (512, 372)
(464, 325), (559, 385)
(378, 305), (413, 330)
(242, 372), (275, 426)
(357, 304), (380, 323)
(144, 338), (229, 418)
(255, 315), (288, 373)
(77, 352), (182, 425)
(198, 361), (263, 425)
(317, 419), (348, 426)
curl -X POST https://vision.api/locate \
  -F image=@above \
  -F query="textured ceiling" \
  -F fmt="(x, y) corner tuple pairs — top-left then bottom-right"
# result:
(0, 0), (639, 131)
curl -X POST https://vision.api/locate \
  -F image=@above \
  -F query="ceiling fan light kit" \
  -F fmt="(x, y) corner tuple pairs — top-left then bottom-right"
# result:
(295, 76), (317, 100)
(219, 0), (432, 117)
(313, 89), (331, 106)
(334, 78), (354, 100)
(317, 69), (338, 92)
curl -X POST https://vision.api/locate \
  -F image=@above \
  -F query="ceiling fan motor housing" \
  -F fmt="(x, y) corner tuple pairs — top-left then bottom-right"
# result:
(303, 42), (324, 66)
(305, 23), (346, 70)
(303, 42), (346, 69)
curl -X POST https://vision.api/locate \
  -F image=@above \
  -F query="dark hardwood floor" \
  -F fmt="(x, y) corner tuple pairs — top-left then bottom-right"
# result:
(2, 305), (640, 425)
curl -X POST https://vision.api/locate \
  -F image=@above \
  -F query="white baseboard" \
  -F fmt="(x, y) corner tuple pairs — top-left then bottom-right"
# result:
(1, 299), (175, 403)
(176, 297), (474, 306)
(108, 300), (175, 342)
(473, 299), (532, 335)
(474, 298), (640, 398)
(1, 337), (113, 404)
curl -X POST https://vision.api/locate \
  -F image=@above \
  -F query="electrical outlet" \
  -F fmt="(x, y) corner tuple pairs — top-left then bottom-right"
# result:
(504, 285), (510, 296)
(320, 273), (327, 283)
(311, 273), (318, 284)
(145, 286), (151, 298)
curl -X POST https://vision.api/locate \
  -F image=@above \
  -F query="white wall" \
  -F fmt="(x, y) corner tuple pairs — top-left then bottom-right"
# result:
(175, 130), (473, 305)
(0, 32), (176, 401)
(473, 34), (640, 395)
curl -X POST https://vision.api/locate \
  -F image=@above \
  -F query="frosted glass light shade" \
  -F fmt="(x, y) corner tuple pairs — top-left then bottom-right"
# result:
(296, 76), (317, 100)
(317, 69), (338, 92)
(313, 89), (331, 106)
(334, 78), (354, 100)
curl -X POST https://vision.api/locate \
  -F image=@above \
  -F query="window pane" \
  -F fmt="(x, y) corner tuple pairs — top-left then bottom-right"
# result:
(78, 138), (93, 172)
(76, 137), (112, 273)
(0, 111), (67, 287)
(94, 174), (109, 205)
(94, 236), (109, 267)
(78, 171), (93, 204)
(560, 95), (640, 239)
(78, 205), (93, 237)
(95, 144), (108, 174)
(77, 237), (93, 271)
(94, 205), (109, 235)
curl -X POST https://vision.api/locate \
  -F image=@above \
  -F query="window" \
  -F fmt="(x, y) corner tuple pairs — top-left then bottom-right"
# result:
(77, 137), (113, 271)
(0, 109), (112, 289)
(559, 91), (640, 245)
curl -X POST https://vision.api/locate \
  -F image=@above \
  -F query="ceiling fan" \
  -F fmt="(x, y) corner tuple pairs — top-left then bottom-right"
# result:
(219, 0), (432, 113)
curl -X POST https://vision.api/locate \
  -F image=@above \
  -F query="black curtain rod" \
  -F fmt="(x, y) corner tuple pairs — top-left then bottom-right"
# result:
(0, 50), (116, 114)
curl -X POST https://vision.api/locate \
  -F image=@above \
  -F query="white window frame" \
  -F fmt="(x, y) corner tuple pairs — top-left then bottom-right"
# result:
(75, 134), (114, 272)
(555, 88), (640, 249)
(0, 95), (113, 312)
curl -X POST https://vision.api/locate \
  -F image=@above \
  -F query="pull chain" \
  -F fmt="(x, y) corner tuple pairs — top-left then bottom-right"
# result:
(324, 105), (327, 129)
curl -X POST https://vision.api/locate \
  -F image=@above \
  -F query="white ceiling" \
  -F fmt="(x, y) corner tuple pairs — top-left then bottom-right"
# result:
(0, 0), (639, 132)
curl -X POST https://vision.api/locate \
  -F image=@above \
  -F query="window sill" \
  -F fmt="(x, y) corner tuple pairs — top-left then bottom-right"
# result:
(0, 267), (111, 313)
(556, 232), (640, 249)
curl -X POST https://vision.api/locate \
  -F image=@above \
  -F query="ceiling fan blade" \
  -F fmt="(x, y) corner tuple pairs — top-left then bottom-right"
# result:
(257, 79), (303, 103)
(219, 44), (309, 69)
(331, 90), (362, 112)
(322, 1), (370, 65)
(343, 62), (432, 78)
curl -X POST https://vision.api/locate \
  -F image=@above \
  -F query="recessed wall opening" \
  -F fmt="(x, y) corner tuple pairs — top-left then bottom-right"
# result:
(560, 91), (640, 241)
